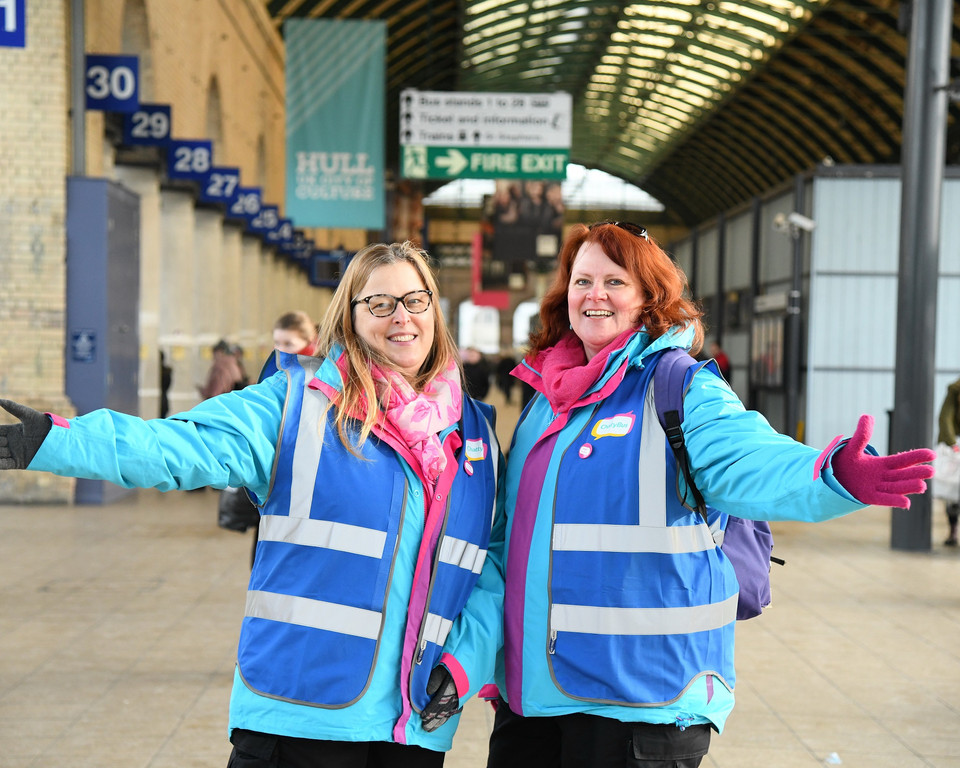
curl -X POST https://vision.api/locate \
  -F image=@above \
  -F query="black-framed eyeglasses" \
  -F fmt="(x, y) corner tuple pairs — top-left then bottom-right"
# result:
(351, 289), (433, 317)
(591, 220), (649, 242)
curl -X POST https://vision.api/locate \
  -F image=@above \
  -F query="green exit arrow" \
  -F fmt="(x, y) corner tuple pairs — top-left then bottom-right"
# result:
(435, 149), (468, 176)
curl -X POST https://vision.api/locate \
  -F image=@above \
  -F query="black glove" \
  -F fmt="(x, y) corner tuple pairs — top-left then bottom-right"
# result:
(420, 665), (461, 733)
(0, 399), (53, 470)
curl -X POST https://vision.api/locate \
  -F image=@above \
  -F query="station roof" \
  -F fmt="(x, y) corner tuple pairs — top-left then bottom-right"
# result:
(265, 0), (960, 225)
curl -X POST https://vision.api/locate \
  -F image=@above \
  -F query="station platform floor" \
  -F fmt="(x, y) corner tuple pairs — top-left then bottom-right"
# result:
(1, 388), (958, 767)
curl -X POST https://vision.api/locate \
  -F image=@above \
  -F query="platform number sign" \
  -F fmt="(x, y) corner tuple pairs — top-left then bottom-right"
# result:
(227, 187), (262, 221)
(199, 167), (240, 203)
(166, 140), (213, 180)
(249, 205), (280, 234)
(0, 0), (25, 48)
(266, 218), (294, 246)
(85, 55), (139, 112)
(122, 104), (171, 146)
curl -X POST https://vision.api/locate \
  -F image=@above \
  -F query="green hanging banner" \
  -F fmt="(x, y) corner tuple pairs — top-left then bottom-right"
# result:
(285, 19), (386, 229)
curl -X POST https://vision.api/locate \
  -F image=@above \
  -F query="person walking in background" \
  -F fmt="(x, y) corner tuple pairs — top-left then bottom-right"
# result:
(198, 339), (245, 399)
(937, 377), (960, 545)
(0, 241), (505, 768)
(159, 350), (173, 418)
(272, 309), (319, 356)
(487, 221), (934, 768)
(462, 347), (491, 401)
(709, 339), (731, 383)
(495, 353), (517, 405)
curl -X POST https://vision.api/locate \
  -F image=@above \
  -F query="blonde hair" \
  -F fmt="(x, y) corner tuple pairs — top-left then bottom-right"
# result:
(316, 241), (459, 452)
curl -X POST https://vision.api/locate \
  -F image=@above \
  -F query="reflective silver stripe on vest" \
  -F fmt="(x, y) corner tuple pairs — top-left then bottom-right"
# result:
(290, 377), (328, 519)
(482, 415), (500, 529)
(637, 383), (668, 527)
(552, 593), (738, 636)
(259, 514), (387, 559)
(552, 523), (712, 553)
(422, 611), (454, 647)
(439, 535), (487, 573)
(245, 589), (382, 639)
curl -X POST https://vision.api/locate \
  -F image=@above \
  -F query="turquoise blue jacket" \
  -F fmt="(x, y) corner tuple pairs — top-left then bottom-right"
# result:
(29, 353), (506, 752)
(498, 326), (864, 732)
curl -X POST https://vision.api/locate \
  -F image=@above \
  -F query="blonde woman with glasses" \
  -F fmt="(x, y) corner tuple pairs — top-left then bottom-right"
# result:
(0, 242), (505, 768)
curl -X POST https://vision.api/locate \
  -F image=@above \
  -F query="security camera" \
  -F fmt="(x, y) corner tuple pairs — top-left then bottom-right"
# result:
(786, 212), (816, 232)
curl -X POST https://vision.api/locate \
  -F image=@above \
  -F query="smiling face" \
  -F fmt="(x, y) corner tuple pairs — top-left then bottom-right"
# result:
(352, 261), (436, 382)
(568, 241), (644, 361)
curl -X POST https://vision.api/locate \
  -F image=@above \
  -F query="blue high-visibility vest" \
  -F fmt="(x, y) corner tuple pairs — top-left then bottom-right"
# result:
(237, 353), (500, 708)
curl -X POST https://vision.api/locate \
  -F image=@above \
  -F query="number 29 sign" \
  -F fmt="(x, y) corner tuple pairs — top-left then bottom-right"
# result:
(85, 55), (139, 112)
(122, 104), (172, 146)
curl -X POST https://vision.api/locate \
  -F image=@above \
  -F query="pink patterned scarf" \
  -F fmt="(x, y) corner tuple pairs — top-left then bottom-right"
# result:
(534, 328), (637, 414)
(371, 361), (463, 488)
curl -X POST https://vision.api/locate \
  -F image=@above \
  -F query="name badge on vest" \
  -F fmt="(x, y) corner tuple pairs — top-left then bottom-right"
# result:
(591, 412), (636, 439)
(465, 438), (487, 461)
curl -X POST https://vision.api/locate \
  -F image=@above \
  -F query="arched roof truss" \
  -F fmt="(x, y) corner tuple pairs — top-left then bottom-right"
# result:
(266, 0), (960, 225)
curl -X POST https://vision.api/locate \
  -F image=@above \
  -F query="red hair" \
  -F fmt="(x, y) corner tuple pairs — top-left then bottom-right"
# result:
(528, 222), (704, 357)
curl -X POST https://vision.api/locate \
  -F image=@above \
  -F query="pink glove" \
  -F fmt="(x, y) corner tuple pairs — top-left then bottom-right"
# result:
(831, 414), (936, 508)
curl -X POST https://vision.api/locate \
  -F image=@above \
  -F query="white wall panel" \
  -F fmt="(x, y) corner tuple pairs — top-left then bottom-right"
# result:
(760, 193), (796, 286)
(813, 178), (900, 273)
(671, 240), (694, 281)
(697, 227), (719, 295)
(806, 174), (960, 451)
(725, 212), (753, 288)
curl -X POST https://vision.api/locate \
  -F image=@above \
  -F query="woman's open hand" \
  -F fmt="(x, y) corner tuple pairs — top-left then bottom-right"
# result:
(831, 414), (936, 508)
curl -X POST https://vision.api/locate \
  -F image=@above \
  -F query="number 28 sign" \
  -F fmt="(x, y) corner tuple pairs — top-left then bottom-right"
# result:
(166, 140), (213, 181)
(85, 55), (139, 112)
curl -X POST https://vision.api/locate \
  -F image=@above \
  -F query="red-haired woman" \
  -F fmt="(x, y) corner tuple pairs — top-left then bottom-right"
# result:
(486, 222), (934, 768)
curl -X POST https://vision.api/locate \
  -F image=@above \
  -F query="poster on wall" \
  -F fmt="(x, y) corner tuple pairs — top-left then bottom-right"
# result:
(478, 179), (564, 293)
(284, 19), (386, 229)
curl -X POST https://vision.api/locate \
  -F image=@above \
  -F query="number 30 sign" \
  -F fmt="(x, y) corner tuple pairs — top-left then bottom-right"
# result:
(85, 55), (139, 112)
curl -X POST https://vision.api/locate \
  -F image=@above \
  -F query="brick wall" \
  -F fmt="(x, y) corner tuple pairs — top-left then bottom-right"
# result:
(0, 0), (331, 502)
(0, 0), (73, 501)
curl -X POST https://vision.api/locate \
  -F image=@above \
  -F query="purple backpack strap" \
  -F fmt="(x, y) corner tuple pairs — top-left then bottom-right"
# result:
(652, 348), (695, 430)
(653, 349), (709, 522)
(652, 347), (779, 621)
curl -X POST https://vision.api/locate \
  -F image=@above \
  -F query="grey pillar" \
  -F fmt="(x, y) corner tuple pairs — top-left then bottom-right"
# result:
(71, 0), (85, 175)
(784, 176), (805, 440)
(890, 0), (952, 550)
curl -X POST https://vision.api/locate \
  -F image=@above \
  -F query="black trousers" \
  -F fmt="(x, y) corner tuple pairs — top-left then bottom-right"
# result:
(486, 699), (711, 768)
(227, 729), (446, 768)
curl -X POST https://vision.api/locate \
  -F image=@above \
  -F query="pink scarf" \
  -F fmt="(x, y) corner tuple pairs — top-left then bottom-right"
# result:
(532, 328), (637, 413)
(371, 361), (463, 487)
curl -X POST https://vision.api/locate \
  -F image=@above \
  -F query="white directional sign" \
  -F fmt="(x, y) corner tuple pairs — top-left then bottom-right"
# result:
(400, 89), (571, 180)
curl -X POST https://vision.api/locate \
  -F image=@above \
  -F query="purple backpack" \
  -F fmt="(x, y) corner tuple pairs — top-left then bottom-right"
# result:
(653, 348), (783, 620)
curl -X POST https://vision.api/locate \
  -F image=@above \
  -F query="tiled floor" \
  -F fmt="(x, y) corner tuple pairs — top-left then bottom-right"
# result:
(1, 391), (958, 767)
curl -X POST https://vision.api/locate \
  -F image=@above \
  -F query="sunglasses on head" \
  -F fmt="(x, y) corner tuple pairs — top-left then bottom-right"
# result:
(591, 220), (649, 242)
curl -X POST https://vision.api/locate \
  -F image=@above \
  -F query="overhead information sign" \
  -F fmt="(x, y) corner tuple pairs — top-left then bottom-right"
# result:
(400, 89), (570, 180)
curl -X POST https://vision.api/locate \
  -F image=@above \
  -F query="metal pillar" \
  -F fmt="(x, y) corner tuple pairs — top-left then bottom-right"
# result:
(715, 212), (726, 344)
(71, 0), (85, 175)
(748, 197), (762, 411)
(784, 175), (805, 440)
(890, 0), (952, 550)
